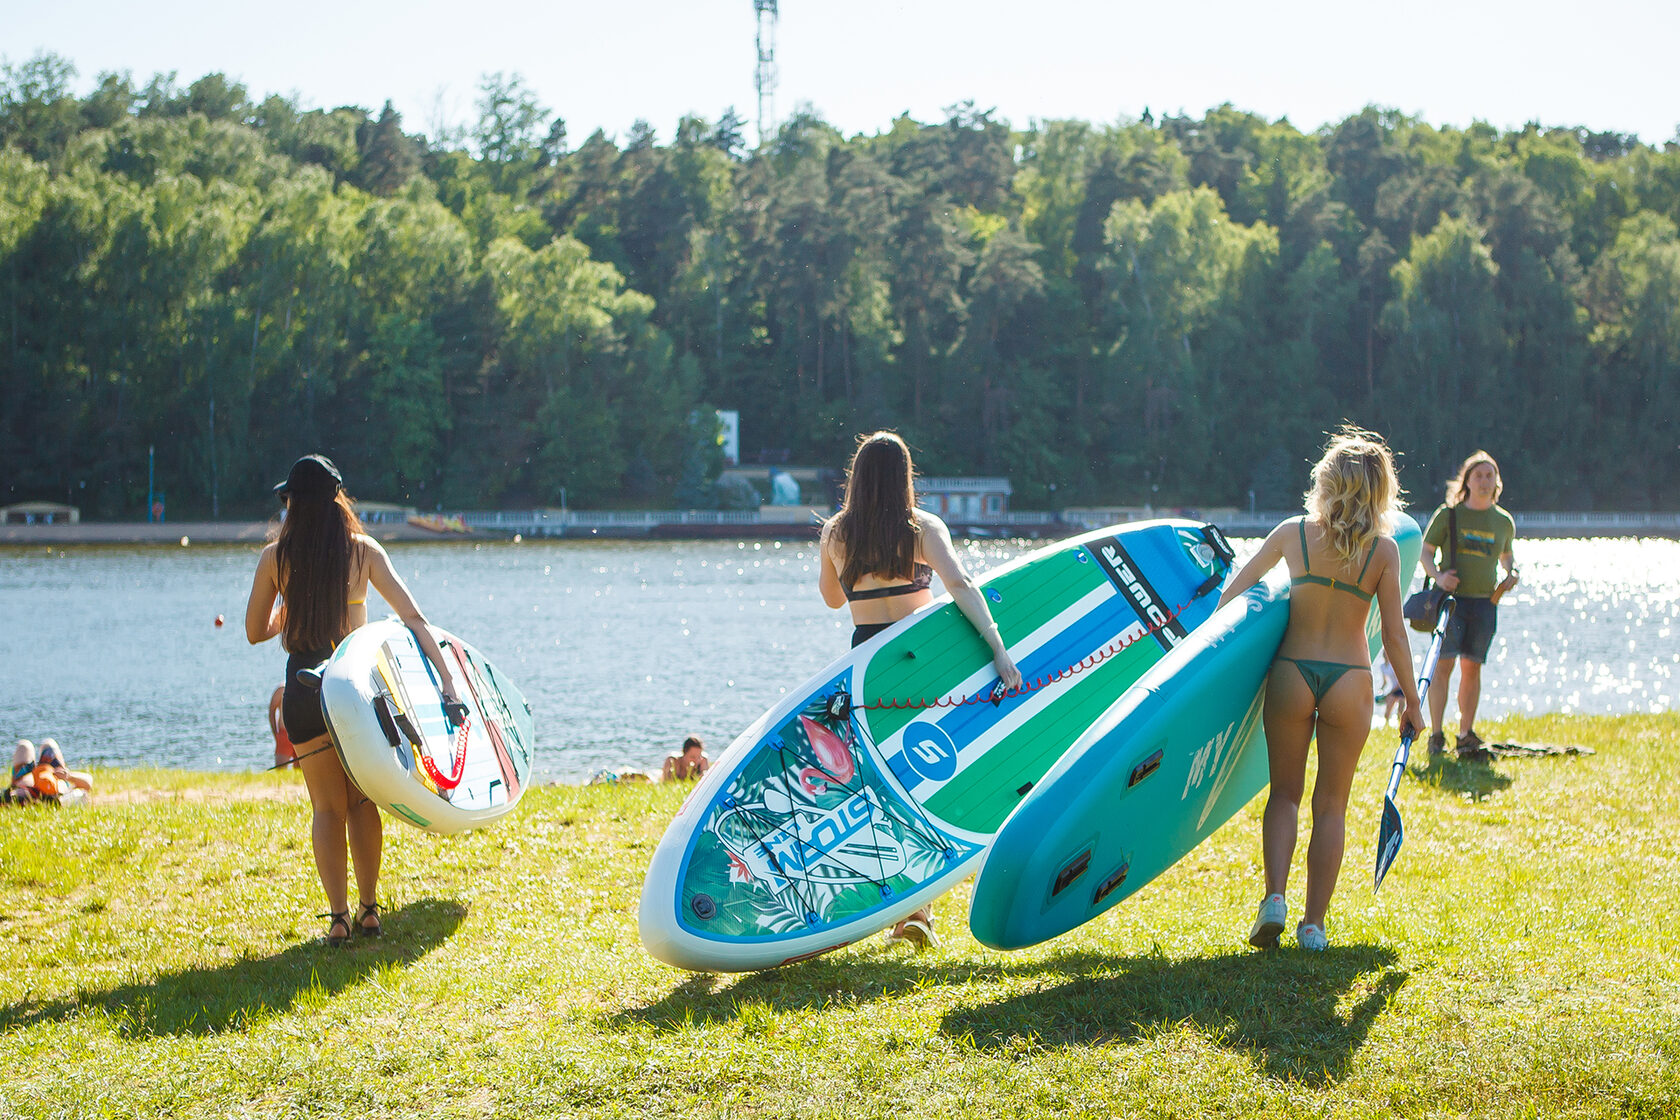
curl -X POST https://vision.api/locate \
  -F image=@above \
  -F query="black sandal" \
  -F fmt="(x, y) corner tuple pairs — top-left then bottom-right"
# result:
(356, 900), (382, 938)
(321, 910), (353, 947)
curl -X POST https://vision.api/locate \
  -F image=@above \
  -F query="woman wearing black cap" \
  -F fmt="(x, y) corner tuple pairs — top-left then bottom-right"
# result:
(244, 454), (459, 946)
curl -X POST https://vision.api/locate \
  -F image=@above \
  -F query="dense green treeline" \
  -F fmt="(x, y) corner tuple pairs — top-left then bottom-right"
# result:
(2, 53), (1677, 517)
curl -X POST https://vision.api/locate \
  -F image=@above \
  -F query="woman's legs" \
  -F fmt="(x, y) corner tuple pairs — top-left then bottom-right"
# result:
(296, 734), (380, 933)
(349, 794), (383, 925)
(1261, 665), (1317, 898)
(1300, 671), (1374, 930)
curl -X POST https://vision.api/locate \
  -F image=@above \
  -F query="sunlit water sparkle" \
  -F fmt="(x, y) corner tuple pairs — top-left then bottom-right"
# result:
(1, 535), (1674, 781)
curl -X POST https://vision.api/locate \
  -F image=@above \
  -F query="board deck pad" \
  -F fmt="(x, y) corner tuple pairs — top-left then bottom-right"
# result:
(969, 515), (1423, 950)
(640, 520), (1234, 971)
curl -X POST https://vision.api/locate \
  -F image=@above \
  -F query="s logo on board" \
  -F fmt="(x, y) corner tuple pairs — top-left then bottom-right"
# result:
(901, 721), (959, 783)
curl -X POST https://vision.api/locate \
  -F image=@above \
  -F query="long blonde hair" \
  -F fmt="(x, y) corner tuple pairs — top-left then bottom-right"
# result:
(1445, 449), (1502, 507)
(1304, 425), (1403, 567)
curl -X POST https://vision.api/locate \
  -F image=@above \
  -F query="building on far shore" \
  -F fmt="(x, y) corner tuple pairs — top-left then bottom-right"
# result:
(717, 466), (840, 507)
(917, 477), (1011, 522)
(353, 500), (418, 525)
(1, 501), (79, 525)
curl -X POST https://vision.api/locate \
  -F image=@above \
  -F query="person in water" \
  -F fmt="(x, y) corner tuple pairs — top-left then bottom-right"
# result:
(818, 431), (1024, 949)
(1218, 426), (1421, 952)
(663, 736), (710, 781)
(1419, 450), (1519, 758)
(244, 454), (459, 946)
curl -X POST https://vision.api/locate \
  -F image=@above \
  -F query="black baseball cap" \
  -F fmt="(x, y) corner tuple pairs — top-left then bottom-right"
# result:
(274, 454), (344, 499)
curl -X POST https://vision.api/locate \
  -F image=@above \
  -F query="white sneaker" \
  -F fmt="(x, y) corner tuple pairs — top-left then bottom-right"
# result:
(1296, 921), (1328, 952)
(1247, 893), (1286, 949)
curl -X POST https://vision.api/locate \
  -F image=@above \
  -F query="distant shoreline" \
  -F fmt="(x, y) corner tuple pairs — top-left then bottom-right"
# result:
(5, 509), (1679, 545)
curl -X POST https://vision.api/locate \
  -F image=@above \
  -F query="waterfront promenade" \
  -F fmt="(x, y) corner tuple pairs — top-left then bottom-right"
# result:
(5, 508), (1679, 545)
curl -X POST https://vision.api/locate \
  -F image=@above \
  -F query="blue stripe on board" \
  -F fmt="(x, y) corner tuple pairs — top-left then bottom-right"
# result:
(881, 591), (1138, 795)
(887, 750), (916, 789)
(1128, 530), (1201, 611)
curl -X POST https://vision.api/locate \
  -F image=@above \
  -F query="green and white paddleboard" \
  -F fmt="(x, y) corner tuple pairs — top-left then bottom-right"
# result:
(638, 520), (1234, 972)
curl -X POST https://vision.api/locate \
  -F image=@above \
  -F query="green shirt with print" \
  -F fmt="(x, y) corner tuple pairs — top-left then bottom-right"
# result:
(1423, 503), (1515, 599)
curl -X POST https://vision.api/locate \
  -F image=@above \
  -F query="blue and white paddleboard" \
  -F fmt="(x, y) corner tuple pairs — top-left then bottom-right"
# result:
(968, 515), (1422, 950)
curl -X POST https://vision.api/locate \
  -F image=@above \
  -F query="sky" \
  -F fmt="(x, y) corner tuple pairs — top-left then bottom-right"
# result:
(4, 0), (1678, 148)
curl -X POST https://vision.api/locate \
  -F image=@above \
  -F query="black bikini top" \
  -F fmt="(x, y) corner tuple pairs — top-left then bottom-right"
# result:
(1292, 517), (1377, 602)
(844, 563), (934, 602)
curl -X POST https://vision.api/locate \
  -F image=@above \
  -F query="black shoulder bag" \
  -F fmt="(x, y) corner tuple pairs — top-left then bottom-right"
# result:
(1403, 506), (1456, 633)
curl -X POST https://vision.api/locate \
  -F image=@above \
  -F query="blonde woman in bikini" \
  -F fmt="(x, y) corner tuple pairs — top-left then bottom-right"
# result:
(1218, 427), (1421, 951)
(818, 431), (1023, 948)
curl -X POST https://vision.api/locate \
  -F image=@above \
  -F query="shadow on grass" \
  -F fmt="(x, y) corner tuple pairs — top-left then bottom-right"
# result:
(940, 945), (1405, 1085)
(0, 897), (465, 1038)
(618, 943), (1402, 1083)
(1411, 754), (1514, 801)
(617, 948), (1131, 1032)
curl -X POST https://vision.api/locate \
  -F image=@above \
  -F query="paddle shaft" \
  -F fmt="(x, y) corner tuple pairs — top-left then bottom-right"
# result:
(1383, 597), (1456, 800)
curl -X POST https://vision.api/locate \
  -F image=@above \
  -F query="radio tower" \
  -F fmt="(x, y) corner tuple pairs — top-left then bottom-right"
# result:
(753, 0), (778, 147)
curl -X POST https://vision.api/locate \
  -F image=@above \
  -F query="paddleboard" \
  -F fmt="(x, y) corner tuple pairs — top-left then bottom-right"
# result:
(638, 519), (1235, 972)
(319, 619), (535, 835)
(969, 514), (1422, 950)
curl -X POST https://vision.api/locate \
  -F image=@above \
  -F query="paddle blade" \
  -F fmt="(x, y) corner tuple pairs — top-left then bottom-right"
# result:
(1374, 794), (1405, 892)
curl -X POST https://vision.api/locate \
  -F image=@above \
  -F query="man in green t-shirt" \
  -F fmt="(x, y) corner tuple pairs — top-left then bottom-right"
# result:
(1420, 451), (1520, 758)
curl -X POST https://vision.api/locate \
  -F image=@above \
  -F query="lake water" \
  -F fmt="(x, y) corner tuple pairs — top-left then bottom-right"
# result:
(1, 535), (1675, 782)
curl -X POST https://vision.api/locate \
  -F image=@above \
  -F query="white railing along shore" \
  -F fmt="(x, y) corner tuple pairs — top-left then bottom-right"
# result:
(452, 508), (1060, 534)
(453, 507), (1680, 536)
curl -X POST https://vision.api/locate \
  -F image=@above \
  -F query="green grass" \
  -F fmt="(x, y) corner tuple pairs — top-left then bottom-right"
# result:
(3, 714), (1677, 1118)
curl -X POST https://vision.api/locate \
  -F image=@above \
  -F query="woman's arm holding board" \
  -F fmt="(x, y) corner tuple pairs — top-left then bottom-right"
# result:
(917, 512), (1024, 692)
(364, 538), (459, 703)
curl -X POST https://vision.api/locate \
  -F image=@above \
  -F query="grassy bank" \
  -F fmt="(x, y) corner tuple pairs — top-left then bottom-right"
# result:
(4, 714), (1677, 1119)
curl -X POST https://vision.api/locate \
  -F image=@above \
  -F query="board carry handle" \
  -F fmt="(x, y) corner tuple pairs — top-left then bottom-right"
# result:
(373, 694), (403, 747)
(415, 721), (470, 791)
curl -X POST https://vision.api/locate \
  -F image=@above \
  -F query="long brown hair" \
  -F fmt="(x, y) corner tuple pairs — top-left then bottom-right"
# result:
(1445, 449), (1502, 507)
(1304, 424), (1403, 567)
(274, 489), (364, 653)
(829, 431), (920, 591)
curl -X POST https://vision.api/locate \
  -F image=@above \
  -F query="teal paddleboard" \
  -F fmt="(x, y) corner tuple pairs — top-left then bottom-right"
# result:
(639, 520), (1235, 971)
(968, 514), (1422, 950)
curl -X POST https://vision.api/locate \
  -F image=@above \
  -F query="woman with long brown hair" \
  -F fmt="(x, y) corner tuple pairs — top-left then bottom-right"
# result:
(818, 431), (1023, 947)
(245, 455), (459, 946)
(1217, 427), (1420, 951)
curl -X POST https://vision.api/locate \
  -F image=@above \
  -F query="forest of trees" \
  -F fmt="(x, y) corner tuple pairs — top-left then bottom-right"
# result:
(2, 52), (1677, 518)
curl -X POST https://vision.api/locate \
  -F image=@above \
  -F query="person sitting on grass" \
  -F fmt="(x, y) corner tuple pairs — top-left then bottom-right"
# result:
(36, 739), (93, 794)
(663, 736), (710, 781)
(9, 740), (41, 805)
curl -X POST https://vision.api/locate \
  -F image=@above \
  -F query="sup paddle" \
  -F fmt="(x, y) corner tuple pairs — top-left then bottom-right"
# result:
(1374, 595), (1455, 892)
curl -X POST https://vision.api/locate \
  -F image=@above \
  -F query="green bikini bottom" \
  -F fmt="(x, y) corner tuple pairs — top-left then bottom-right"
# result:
(1276, 657), (1370, 706)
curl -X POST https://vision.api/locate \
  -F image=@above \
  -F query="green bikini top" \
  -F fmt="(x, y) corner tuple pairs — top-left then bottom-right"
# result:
(1293, 517), (1377, 602)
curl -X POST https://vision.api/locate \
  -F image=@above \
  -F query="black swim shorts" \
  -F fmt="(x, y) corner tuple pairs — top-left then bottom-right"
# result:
(281, 648), (333, 743)
(851, 622), (892, 648)
(1441, 596), (1498, 663)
